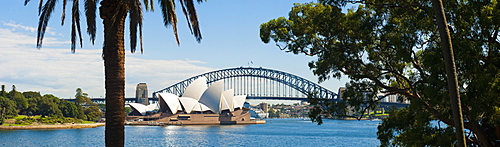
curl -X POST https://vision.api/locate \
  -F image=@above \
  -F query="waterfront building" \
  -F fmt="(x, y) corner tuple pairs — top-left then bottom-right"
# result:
(338, 87), (346, 99)
(128, 103), (157, 116)
(156, 77), (246, 114)
(136, 83), (148, 105)
(259, 102), (268, 112)
(127, 77), (264, 125)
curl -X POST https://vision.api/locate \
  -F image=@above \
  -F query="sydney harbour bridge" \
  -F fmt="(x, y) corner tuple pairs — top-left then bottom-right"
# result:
(153, 67), (336, 101)
(82, 67), (408, 107)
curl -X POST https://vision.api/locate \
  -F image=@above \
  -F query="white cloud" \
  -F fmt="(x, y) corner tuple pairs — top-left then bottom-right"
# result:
(3, 21), (37, 32)
(3, 21), (61, 36)
(0, 22), (213, 98)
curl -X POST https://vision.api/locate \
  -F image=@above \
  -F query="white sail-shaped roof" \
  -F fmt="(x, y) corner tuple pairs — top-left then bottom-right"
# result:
(129, 103), (157, 116)
(221, 89), (234, 111)
(182, 77), (208, 100)
(199, 80), (224, 113)
(129, 103), (148, 115)
(159, 93), (181, 114)
(192, 102), (211, 112)
(233, 95), (247, 109)
(179, 97), (199, 113)
(200, 103), (211, 111)
(220, 96), (230, 111)
(155, 76), (249, 114)
(147, 104), (157, 110)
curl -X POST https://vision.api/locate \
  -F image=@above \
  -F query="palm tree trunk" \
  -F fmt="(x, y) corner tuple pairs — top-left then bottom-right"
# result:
(430, 0), (466, 146)
(100, 0), (128, 146)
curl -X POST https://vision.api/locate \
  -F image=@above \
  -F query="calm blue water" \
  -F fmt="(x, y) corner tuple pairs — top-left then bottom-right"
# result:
(0, 118), (381, 146)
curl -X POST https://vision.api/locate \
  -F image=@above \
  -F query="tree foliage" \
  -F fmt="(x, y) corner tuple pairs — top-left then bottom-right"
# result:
(0, 86), (102, 122)
(75, 88), (92, 106)
(59, 100), (81, 118)
(260, 1), (500, 146)
(0, 85), (7, 97)
(23, 91), (42, 99)
(84, 106), (103, 121)
(9, 88), (28, 114)
(0, 96), (18, 118)
(27, 0), (204, 52)
(38, 94), (63, 117)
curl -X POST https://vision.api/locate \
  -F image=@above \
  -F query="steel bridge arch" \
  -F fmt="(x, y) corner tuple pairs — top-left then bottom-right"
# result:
(152, 67), (337, 99)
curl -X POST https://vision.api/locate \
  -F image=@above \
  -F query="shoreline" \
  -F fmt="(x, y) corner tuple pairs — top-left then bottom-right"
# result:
(0, 123), (105, 130)
(126, 120), (266, 126)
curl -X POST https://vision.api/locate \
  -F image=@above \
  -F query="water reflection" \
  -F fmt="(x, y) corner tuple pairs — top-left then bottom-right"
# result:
(1, 119), (380, 146)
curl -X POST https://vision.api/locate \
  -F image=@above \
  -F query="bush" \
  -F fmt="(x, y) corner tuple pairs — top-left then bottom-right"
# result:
(3, 115), (85, 125)
(22, 117), (36, 124)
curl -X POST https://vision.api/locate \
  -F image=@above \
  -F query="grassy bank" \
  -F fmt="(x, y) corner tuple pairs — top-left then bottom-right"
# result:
(0, 123), (105, 130)
(0, 115), (104, 130)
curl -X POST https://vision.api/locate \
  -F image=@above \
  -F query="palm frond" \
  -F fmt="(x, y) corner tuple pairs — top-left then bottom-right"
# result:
(61, 0), (67, 25)
(129, 0), (144, 53)
(85, 0), (97, 45)
(37, 0), (56, 49)
(71, 0), (83, 52)
(178, 0), (193, 34)
(38, 0), (44, 15)
(24, 0), (31, 6)
(143, 0), (154, 11)
(180, 0), (202, 42)
(159, 0), (180, 45)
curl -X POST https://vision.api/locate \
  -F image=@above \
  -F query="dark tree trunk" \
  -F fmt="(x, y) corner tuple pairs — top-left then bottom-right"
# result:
(100, 0), (128, 146)
(431, 0), (467, 146)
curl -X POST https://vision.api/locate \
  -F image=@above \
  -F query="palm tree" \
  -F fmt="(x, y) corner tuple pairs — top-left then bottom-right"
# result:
(24, 0), (203, 146)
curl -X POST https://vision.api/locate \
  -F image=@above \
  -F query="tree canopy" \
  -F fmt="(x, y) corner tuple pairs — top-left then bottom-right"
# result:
(75, 88), (92, 106)
(260, 1), (500, 146)
(0, 85), (102, 125)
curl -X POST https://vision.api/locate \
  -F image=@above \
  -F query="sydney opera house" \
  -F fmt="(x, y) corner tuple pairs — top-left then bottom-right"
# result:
(126, 77), (265, 125)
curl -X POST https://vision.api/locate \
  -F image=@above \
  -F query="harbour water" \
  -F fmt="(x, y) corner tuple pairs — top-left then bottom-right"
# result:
(0, 118), (381, 146)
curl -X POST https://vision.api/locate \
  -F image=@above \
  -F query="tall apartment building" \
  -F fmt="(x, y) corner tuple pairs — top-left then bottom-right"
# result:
(338, 87), (346, 99)
(136, 83), (148, 105)
(259, 102), (268, 112)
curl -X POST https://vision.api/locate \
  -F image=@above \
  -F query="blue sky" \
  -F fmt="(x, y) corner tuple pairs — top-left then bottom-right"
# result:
(0, 0), (349, 100)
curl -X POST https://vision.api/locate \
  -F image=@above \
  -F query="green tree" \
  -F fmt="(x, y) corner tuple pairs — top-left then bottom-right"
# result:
(23, 91), (42, 99)
(27, 96), (41, 115)
(0, 85), (7, 97)
(260, 2), (500, 146)
(75, 88), (92, 106)
(124, 106), (131, 115)
(9, 87), (28, 114)
(0, 96), (18, 124)
(59, 100), (82, 118)
(84, 106), (103, 121)
(76, 105), (88, 120)
(38, 94), (63, 117)
(24, 91), (43, 115)
(25, 0), (204, 146)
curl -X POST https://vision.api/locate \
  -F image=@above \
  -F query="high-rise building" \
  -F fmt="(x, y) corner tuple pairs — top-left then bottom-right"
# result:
(259, 102), (268, 112)
(338, 87), (346, 99)
(136, 83), (148, 105)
